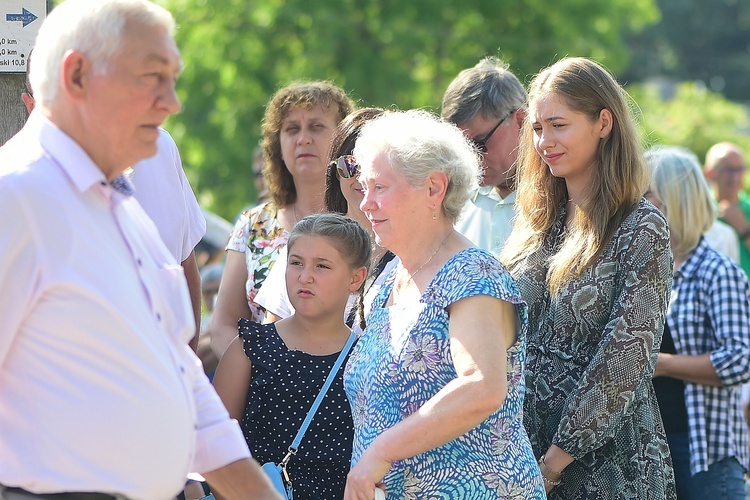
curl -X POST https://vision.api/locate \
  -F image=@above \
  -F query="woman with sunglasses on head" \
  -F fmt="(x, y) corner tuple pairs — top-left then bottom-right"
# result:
(500, 57), (676, 497)
(256, 108), (399, 330)
(211, 82), (354, 357)
(343, 109), (544, 499)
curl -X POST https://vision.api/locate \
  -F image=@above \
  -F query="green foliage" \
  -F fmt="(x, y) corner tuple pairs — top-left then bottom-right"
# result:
(628, 81), (750, 163)
(160, 0), (659, 219)
(623, 0), (750, 102)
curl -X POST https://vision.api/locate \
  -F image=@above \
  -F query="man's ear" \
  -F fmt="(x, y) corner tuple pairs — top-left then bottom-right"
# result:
(704, 166), (716, 182)
(21, 92), (35, 113)
(349, 266), (367, 293)
(60, 50), (90, 99)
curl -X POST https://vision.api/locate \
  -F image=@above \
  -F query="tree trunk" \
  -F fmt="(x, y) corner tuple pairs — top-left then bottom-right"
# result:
(1, 73), (28, 145)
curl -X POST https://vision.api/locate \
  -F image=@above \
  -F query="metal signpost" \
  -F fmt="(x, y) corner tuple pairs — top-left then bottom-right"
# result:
(0, 0), (45, 73)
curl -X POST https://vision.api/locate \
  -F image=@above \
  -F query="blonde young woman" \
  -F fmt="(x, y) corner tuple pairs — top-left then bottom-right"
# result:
(500, 57), (677, 498)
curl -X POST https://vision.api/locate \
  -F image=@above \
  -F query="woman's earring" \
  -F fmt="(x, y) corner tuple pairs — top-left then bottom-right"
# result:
(432, 210), (437, 220)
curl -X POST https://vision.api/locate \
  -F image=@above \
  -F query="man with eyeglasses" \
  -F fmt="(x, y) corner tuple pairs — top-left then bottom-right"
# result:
(441, 56), (527, 255)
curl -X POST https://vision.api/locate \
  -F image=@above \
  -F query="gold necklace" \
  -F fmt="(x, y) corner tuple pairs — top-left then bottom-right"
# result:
(402, 230), (453, 288)
(293, 203), (299, 223)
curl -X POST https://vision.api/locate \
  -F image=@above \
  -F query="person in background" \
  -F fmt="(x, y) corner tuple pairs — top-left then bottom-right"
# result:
(214, 214), (370, 500)
(129, 132), (206, 350)
(501, 57), (676, 498)
(256, 108), (398, 327)
(704, 216), (740, 263)
(22, 45), (206, 352)
(646, 145), (750, 498)
(441, 56), (527, 254)
(197, 263), (224, 378)
(344, 109), (544, 499)
(252, 145), (270, 203)
(705, 145), (750, 490)
(211, 82), (353, 357)
(705, 143), (750, 275)
(0, 0), (279, 498)
(21, 49), (35, 114)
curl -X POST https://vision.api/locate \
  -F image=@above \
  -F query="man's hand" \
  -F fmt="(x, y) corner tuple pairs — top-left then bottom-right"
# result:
(718, 201), (750, 234)
(203, 458), (282, 500)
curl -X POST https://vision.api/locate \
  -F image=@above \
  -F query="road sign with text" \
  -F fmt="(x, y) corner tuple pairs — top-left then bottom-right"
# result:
(0, 0), (45, 73)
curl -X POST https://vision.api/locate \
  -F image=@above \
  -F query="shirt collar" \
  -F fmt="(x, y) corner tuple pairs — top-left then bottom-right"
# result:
(472, 185), (515, 203)
(675, 237), (711, 279)
(35, 113), (111, 194)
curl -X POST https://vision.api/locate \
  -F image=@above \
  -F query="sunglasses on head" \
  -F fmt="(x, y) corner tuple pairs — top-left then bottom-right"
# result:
(331, 155), (360, 179)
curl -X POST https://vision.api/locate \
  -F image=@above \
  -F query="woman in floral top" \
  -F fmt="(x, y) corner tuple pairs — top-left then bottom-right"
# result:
(211, 82), (354, 357)
(343, 110), (544, 499)
(501, 58), (677, 498)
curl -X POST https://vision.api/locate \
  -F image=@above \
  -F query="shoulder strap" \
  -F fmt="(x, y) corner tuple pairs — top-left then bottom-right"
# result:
(284, 331), (357, 455)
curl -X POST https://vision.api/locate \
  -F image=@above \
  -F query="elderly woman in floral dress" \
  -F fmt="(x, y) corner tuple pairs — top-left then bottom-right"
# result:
(343, 109), (544, 499)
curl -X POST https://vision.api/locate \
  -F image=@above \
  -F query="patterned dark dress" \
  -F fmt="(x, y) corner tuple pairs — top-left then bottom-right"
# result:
(239, 320), (353, 500)
(513, 200), (678, 499)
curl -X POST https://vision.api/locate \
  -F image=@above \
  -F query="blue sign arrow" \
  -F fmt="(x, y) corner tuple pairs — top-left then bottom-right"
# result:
(6, 8), (38, 28)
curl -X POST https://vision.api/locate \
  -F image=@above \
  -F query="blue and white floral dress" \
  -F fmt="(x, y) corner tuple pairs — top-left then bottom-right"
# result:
(344, 248), (545, 499)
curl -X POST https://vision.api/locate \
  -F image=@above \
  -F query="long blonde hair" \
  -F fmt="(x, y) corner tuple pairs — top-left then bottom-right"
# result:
(501, 58), (647, 294)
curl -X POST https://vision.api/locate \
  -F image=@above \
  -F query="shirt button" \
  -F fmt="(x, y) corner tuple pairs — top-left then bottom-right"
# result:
(137, 258), (142, 266)
(156, 312), (162, 321)
(180, 366), (185, 374)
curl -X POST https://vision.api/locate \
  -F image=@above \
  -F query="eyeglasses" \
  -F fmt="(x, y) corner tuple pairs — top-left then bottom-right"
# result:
(472, 110), (516, 154)
(331, 155), (360, 179)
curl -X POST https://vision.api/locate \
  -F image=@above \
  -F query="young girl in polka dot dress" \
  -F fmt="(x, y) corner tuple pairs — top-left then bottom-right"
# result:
(213, 213), (370, 500)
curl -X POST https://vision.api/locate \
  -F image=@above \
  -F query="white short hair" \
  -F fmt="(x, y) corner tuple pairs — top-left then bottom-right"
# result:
(353, 109), (481, 223)
(31, 0), (175, 107)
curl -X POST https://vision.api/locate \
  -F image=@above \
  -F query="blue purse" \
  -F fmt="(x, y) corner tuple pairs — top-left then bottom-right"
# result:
(260, 462), (293, 499)
(260, 332), (357, 500)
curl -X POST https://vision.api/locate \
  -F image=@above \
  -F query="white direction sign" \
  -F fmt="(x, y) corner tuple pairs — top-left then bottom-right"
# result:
(0, 0), (45, 73)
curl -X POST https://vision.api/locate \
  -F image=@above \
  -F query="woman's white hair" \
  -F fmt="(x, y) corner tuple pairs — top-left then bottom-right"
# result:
(31, 0), (174, 107)
(646, 145), (716, 255)
(353, 109), (480, 223)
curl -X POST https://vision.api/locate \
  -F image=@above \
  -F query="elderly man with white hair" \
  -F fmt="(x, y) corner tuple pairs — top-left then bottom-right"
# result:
(0, 1), (280, 499)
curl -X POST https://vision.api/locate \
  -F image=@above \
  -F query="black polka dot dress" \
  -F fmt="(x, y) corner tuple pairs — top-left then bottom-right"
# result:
(238, 319), (354, 500)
